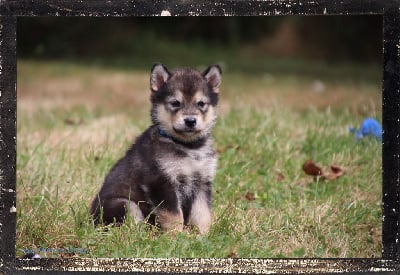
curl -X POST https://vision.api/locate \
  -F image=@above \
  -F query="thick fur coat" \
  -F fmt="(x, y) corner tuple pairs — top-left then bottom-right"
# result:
(90, 64), (221, 234)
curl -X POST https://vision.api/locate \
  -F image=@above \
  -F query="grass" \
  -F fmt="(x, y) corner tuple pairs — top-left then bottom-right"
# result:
(16, 58), (382, 258)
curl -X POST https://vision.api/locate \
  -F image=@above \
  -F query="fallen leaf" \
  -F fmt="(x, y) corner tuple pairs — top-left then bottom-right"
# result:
(327, 165), (344, 180)
(245, 191), (255, 201)
(302, 160), (324, 176)
(227, 246), (238, 258)
(277, 173), (285, 181)
(330, 165), (343, 174)
(302, 160), (345, 181)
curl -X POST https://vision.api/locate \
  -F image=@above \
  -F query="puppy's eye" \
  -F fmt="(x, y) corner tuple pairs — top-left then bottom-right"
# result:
(198, 101), (206, 108)
(170, 100), (181, 108)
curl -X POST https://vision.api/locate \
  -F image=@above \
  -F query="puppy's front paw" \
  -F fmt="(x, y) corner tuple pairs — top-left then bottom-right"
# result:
(156, 209), (184, 232)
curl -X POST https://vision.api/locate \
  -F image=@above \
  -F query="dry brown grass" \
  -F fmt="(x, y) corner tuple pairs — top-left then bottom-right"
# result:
(18, 62), (150, 116)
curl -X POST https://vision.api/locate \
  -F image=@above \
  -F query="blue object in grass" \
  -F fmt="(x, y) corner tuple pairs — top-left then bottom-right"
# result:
(349, 118), (382, 141)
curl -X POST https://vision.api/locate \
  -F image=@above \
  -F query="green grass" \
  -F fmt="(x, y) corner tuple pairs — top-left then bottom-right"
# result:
(16, 60), (381, 258)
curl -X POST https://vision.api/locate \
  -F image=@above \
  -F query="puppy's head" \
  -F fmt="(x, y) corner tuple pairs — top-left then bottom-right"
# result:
(150, 63), (221, 143)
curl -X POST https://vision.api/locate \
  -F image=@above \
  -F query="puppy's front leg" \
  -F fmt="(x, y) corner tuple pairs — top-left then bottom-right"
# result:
(156, 208), (184, 232)
(189, 190), (212, 234)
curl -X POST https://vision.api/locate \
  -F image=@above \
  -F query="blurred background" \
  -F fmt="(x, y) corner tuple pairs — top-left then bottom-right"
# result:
(18, 16), (381, 71)
(17, 16), (383, 115)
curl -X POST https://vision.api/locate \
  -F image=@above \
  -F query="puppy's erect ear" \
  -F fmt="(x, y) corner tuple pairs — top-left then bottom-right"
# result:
(151, 63), (171, 92)
(203, 65), (222, 93)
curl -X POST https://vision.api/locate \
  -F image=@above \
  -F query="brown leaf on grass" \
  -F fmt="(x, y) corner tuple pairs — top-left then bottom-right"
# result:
(330, 165), (343, 174)
(245, 191), (255, 201)
(302, 160), (324, 176)
(227, 246), (238, 258)
(277, 173), (285, 181)
(327, 165), (345, 180)
(302, 160), (345, 181)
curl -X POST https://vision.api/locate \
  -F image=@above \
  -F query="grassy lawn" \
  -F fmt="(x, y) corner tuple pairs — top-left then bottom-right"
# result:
(16, 58), (382, 258)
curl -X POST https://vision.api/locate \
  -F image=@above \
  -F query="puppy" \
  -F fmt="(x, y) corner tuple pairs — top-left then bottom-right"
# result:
(90, 63), (221, 234)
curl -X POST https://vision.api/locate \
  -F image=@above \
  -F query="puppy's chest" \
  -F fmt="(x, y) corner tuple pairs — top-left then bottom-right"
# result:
(157, 146), (217, 188)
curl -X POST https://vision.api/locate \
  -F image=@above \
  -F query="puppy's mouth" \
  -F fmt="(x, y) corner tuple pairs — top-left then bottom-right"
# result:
(173, 126), (201, 134)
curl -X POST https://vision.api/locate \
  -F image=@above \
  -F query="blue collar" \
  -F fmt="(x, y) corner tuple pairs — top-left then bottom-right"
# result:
(159, 128), (174, 140)
(158, 127), (206, 147)
(159, 127), (188, 144)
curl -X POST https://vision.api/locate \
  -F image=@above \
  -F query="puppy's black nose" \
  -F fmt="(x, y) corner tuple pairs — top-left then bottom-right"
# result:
(184, 117), (197, 128)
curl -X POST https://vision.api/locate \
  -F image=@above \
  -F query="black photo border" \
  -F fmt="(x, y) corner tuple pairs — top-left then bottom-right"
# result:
(1, 0), (400, 273)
